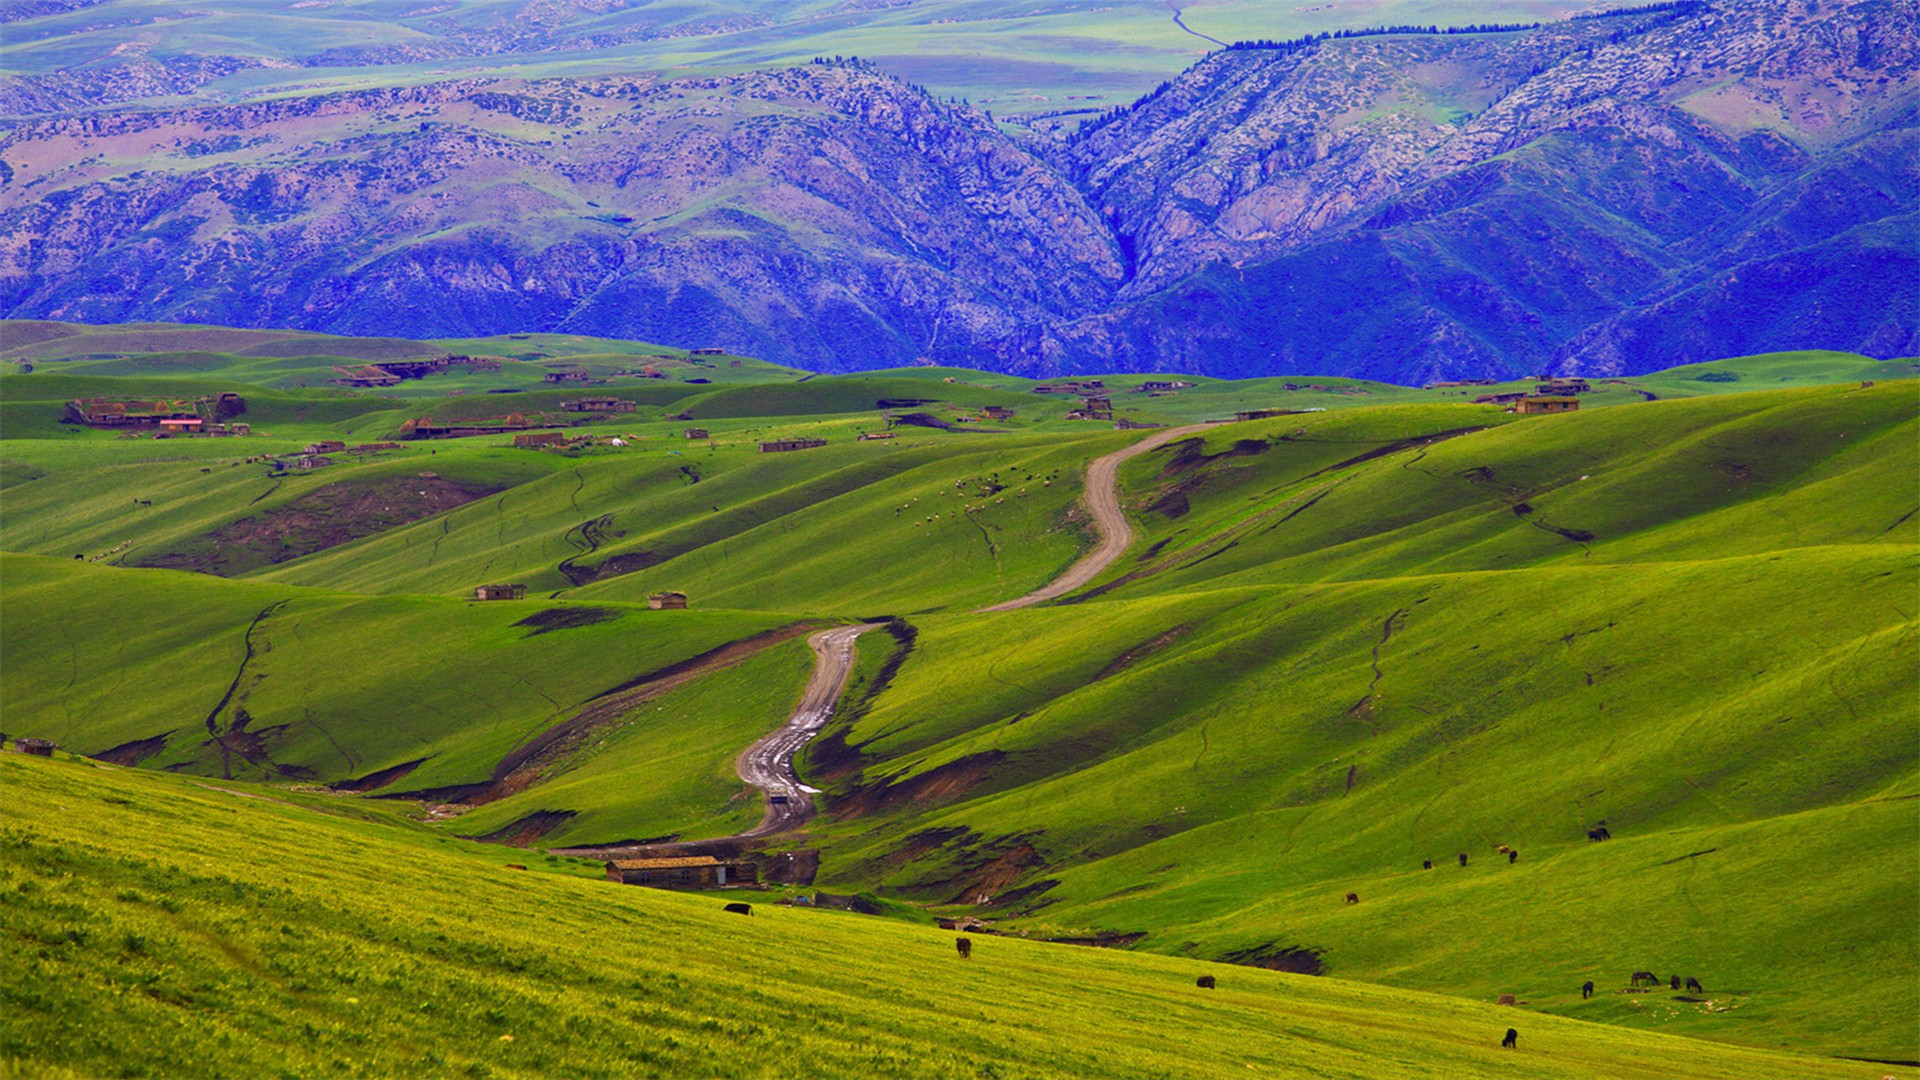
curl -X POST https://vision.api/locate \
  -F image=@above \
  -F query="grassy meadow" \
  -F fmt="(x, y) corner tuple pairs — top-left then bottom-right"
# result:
(0, 753), (1896, 1080)
(0, 325), (1914, 1072)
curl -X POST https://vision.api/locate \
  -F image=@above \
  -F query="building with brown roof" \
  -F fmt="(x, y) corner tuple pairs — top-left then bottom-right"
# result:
(605, 856), (756, 888)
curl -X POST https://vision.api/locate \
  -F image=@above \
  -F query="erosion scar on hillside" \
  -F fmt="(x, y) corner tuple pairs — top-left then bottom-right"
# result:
(980, 424), (1211, 612)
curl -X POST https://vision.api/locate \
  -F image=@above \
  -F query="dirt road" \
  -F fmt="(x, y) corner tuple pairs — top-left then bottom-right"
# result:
(736, 623), (881, 836)
(980, 424), (1210, 612)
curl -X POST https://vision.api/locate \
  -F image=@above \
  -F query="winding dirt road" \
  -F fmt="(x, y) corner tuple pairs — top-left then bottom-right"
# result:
(559, 424), (1212, 853)
(980, 424), (1210, 612)
(735, 623), (881, 836)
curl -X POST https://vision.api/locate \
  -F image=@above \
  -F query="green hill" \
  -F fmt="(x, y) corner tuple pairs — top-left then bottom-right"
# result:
(0, 753), (1882, 1080)
(1, 335), (1914, 1072)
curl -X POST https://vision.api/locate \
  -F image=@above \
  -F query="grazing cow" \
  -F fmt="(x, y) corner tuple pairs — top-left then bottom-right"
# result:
(1422, 859), (1432, 870)
(723, 902), (753, 916)
(1587, 825), (1612, 842)
(1685, 977), (1703, 993)
(1458, 852), (1469, 866)
(1196, 975), (1215, 989)
(1630, 971), (1658, 987)
(1581, 981), (1594, 999)
(1501, 1028), (1518, 1049)
(1496, 845), (1510, 855)
(1345, 892), (1359, 905)
(1669, 975), (1681, 990)
(1507, 850), (1518, 864)
(956, 937), (972, 959)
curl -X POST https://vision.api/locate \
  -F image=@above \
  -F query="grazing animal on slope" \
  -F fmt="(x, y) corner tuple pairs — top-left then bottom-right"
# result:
(1345, 892), (1359, 905)
(1196, 975), (1215, 989)
(1458, 852), (1469, 866)
(1502, 1028), (1518, 1049)
(1507, 850), (1518, 864)
(1685, 977), (1703, 993)
(1423, 859), (1432, 870)
(1582, 981), (1594, 999)
(1631, 971), (1658, 987)
(1587, 825), (1612, 842)
(956, 937), (972, 959)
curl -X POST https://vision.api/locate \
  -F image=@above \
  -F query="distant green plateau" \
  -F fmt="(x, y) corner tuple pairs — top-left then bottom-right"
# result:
(0, 322), (1914, 1076)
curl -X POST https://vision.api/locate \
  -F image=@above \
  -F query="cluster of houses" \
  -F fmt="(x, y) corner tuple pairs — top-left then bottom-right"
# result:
(1474, 377), (1590, 414)
(331, 355), (499, 387)
(400, 413), (546, 440)
(473, 585), (687, 609)
(66, 393), (250, 436)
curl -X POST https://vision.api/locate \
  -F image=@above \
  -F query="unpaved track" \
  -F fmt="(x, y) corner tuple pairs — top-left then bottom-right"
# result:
(980, 424), (1210, 612)
(736, 624), (881, 836)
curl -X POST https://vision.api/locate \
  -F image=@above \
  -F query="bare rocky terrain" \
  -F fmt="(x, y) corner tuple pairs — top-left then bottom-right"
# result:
(2, 0), (1914, 379)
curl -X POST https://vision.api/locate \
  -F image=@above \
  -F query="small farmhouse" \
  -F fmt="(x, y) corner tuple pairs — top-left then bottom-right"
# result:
(15, 738), (56, 756)
(1514, 397), (1580, 414)
(684, 428), (709, 439)
(606, 856), (756, 888)
(760, 438), (827, 453)
(1234, 408), (1292, 422)
(1534, 377), (1592, 394)
(561, 397), (635, 413)
(474, 584), (528, 601)
(514, 431), (569, 449)
(648, 592), (688, 610)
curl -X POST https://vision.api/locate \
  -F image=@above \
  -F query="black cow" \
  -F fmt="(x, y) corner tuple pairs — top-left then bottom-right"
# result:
(1196, 975), (1215, 989)
(1501, 1028), (1518, 1049)
(1630, 971), (1658, 987)
(1669, 975), (1681, 990)
(723, 902), (753, 916)
(1587, 826), (1612, 842)
(1345, 892), (1359, 905)
(1581, 981), (1594, 999)
(1685, 977), (1703, 993)
(1458, 852), (1469, 866)
(1507, 850), (1518, 864)
(1422, 859), (1432, 870)
(956, 937), (972, 959)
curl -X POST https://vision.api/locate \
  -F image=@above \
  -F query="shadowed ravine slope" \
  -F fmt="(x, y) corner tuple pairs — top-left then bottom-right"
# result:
(0, 348), (1914, 1070)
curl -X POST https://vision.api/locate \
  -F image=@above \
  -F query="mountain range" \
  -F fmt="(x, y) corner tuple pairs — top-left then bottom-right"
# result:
(2, 0), (1914, 380)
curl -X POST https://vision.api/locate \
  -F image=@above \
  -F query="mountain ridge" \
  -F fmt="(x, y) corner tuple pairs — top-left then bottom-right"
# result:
(2, 0), (1914, 380)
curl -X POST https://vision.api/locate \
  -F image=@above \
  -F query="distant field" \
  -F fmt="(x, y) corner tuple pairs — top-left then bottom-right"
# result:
(2, 0), (1602, 118)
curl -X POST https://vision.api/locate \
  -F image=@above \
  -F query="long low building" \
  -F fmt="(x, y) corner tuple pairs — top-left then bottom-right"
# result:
(605, 856), (757, 889)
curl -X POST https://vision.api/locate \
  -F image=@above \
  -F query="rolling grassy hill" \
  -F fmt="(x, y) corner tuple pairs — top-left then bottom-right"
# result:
(0, 336), (1913, 1071)
(0, 752), (1889, 1080)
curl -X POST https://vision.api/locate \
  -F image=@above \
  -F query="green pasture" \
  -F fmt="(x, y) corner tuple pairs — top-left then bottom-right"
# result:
(0, 555), (794, 793)
(0, 340), (1913, 1066)
(0, 754), (1888, 1080)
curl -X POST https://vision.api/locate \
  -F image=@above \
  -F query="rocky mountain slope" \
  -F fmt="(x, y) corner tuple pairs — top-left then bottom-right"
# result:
(2, 0), (1914, 379)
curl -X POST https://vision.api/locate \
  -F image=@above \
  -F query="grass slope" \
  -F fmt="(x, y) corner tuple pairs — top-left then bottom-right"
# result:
(0, 753), (1885, 1080)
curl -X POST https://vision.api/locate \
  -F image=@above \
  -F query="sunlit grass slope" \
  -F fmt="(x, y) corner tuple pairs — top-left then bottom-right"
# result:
(0, 754), (1884, 1080)
(1101, 382), (1917, 594)
(0, 555), (793, 794)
